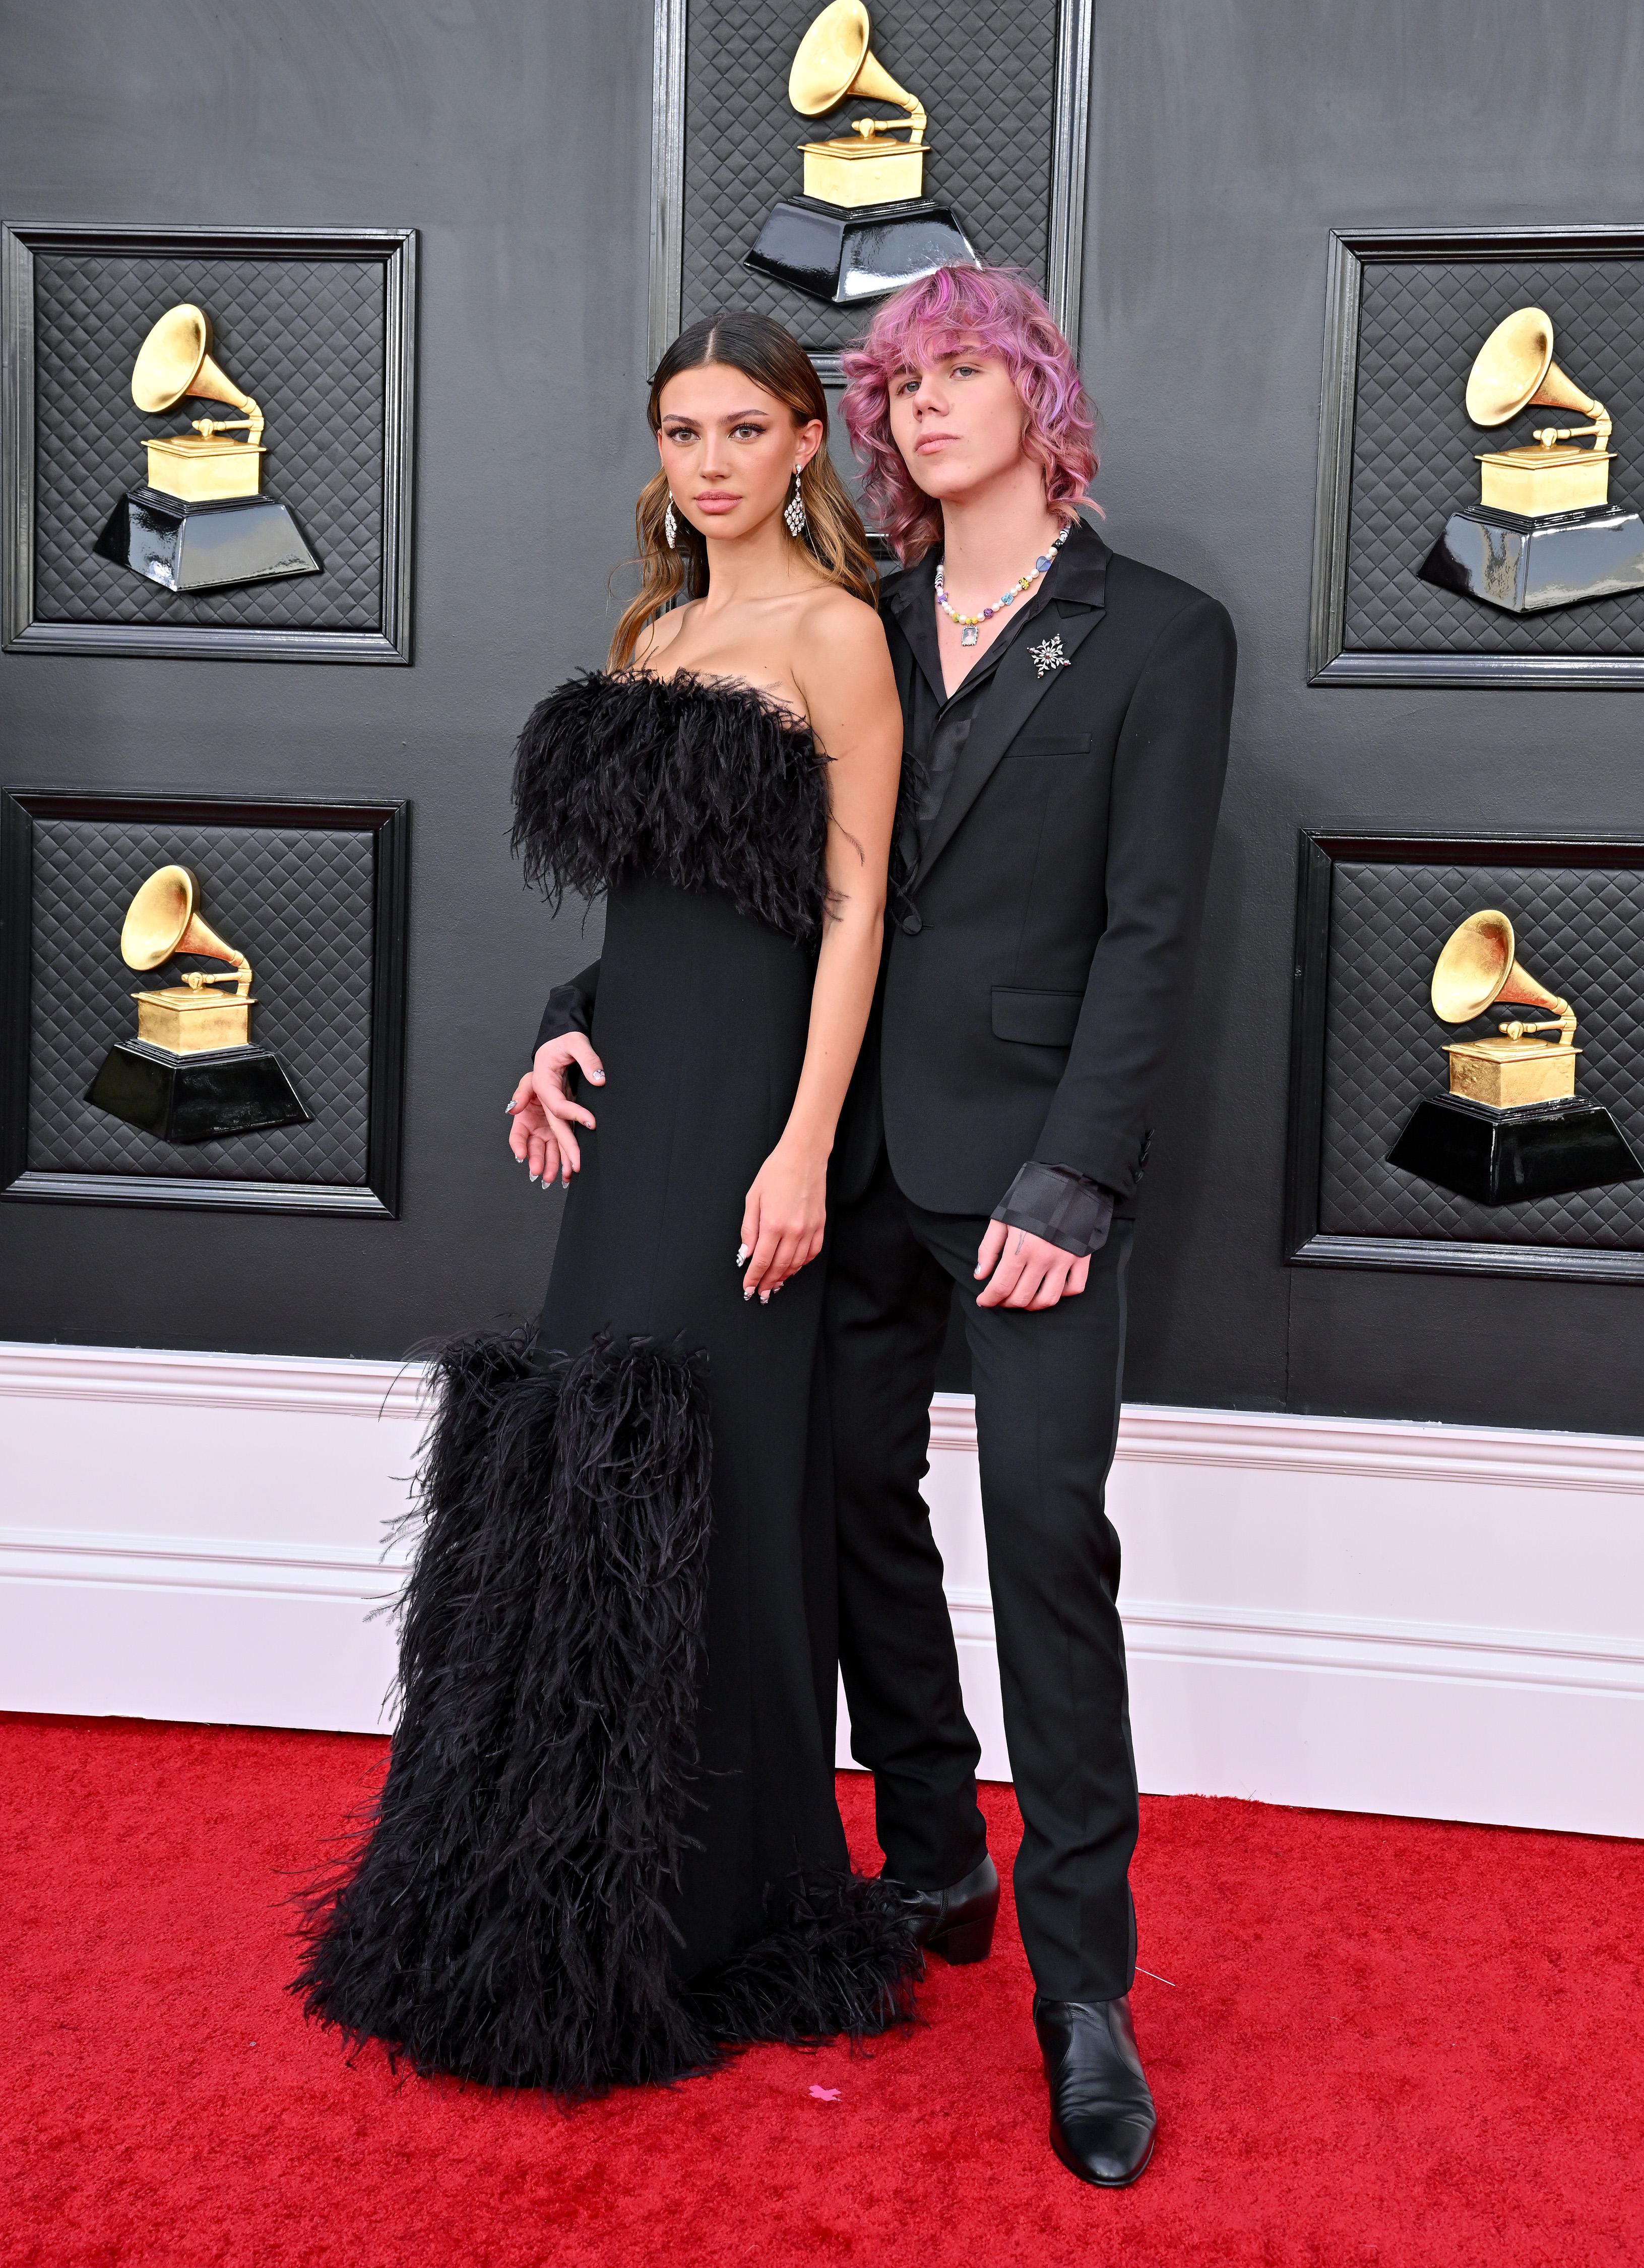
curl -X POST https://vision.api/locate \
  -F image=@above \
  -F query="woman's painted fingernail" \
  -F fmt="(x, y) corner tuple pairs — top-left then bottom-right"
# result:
(736, 1243), (750, 1264)
(590, 1070), (605, 1083)
(529, 1174), (539, 1185)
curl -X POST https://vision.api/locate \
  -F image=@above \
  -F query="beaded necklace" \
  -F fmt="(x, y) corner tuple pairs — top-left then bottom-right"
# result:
(934, 520), (1071, 646)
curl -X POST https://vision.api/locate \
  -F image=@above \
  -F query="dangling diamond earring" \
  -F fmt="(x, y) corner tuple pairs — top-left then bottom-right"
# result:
(784, 465), (806, 538)
(664, 493), (678, 549)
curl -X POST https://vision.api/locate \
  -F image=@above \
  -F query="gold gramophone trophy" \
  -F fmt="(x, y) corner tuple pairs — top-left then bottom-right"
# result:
(84, 866), (310, 1144)
(745, 1), (979, 306)
(1386, 908), (1641, 1204)
(1419, 307), (1644, 614)
(94, 304), (319, 594)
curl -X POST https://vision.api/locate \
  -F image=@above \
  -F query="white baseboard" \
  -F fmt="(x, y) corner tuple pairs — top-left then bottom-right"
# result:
(3, 1342), (1640, 1836)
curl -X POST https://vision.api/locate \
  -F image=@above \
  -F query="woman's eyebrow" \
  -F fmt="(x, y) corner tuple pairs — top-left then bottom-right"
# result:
(662, 406), (771, 424)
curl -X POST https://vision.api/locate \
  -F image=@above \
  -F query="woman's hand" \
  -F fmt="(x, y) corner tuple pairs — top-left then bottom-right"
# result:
(739, 1138), (828, 1302)
(505, 1034), (605, 1188)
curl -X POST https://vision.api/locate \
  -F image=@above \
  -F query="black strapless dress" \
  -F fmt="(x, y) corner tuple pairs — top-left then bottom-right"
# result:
(295, 674), (919, 2093)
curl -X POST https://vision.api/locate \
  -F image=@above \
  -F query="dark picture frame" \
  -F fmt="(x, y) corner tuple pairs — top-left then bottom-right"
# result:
(1307, 225), (1644, 690)
(646, 0), (1094, 380)
(1285, 829), (1644, 1283)
(1, 790), (410, 1217)
(1, 223), (416, 663)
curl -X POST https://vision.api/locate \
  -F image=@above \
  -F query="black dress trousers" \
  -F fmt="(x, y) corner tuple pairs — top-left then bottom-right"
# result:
(827, 1141), (1139, 2003)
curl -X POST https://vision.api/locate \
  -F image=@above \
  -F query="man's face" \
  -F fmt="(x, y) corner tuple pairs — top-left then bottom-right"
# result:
(886, 345), (1030, 502)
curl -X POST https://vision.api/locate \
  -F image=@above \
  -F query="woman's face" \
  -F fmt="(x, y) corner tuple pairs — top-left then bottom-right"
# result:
(887, 344), (1029, 501)
(656, 363), (823, 543)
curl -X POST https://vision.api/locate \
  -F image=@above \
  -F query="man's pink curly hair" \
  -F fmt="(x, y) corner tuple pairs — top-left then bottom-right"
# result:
(839, 265), (1097, 565)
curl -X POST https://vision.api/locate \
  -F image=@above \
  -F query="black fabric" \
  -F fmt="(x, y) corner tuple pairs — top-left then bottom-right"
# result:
(854, 521), (1237, 1214)
(886, 540), (1116, 1236)
(828, 1143), (1141, 2000)
(830, 527), (1230, 2006)
(992, 1160), (1115, 1257)
(296, 1322), (918, 2090)
(511, 670), (832, 942)
(300, 683), (918, 2091)
(894, 528), (1074, 867)
(530, 869), (863, 1982)
(535, 963), (599, 1056)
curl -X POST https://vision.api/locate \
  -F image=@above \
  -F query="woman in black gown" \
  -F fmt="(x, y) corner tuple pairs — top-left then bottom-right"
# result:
(296, 312), (917, 2093)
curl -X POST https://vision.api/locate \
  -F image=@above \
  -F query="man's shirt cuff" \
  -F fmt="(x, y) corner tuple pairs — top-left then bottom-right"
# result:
(990, 1161), (1115, 1256)
(535, 980), (594, 1055)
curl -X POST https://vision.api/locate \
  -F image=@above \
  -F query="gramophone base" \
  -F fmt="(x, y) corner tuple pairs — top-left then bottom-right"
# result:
(86, 1040), (311, 1144)
(1418, 503), (1644, 614)
(94, 486), (320, 594)
(1386, 1092), (1643, 1206)
(745, 196), (979, 306)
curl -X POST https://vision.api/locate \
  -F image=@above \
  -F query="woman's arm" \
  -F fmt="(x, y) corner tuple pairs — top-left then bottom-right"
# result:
(739, 596), (901, 1299)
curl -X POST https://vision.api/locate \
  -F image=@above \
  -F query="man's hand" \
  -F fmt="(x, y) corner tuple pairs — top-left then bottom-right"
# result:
(974, 1220), (1091, 1309)
(505, 1033), (605, 1188)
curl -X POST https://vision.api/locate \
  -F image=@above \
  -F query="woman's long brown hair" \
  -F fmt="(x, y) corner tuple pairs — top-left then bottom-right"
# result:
(609, 309), (878, 670)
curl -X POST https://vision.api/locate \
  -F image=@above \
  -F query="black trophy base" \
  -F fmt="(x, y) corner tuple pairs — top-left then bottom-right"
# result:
(94, 487), (320, 594)
(1387, 1092), (1644, 1205)
(745, 197), (980, 306)
(86, 1040), (311, 1144)
(1418, 502), (1644, 614)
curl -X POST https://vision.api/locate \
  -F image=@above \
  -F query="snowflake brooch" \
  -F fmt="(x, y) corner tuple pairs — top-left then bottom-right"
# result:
(1029, 634), (1071, 678)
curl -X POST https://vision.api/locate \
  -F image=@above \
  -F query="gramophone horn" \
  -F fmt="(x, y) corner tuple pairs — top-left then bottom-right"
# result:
(789, 0), (926, 136)
(1465, 306), (1607, 446)
(120, 865), (253, 997)
(1431, 908), (1571, 1034)
(131, 304), (263, 443)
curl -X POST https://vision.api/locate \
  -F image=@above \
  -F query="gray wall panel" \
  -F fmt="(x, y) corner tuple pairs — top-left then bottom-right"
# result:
(1085, 0), (1644, 1428)
(0, 0), (643, 1352)
(4, 0), (1643, 1434)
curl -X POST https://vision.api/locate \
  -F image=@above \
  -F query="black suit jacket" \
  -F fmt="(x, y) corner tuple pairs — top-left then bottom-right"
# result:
(835, 520), (1235, 1219)
(537, 522), (1234, 1224)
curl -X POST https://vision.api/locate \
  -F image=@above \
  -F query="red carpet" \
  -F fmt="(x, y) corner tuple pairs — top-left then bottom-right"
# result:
(3, 1714), (1638, 2266)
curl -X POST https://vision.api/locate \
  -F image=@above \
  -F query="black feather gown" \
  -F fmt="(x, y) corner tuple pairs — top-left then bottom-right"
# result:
(295, 674), (920, 2093)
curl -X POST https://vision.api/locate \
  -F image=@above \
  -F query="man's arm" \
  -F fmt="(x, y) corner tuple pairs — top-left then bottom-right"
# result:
(973, 1162), (1112, 1311)
(973, 592), (1233, 1309)
(508, 958), (604, 1187)
(1033, 591), (1236, 1197)
(992, 1161), (1114, 1253)
(535, 957), (600, 1052)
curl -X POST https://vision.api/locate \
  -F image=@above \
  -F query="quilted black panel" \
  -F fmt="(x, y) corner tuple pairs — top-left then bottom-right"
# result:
(1318, 860), (1644, 1247)
(1344, 258), (1644, 656)
(32, 251), (386, 631)
(680, 0), (1059, 353)
(27, 820), (375, 1184)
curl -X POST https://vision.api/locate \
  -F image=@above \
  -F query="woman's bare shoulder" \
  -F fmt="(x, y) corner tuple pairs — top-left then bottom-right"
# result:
(634, 601), (698, 667)
(792, 581), (890, 662)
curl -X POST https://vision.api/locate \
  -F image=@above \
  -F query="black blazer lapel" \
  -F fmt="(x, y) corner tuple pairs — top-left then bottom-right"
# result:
(913, 596), (1108, 883)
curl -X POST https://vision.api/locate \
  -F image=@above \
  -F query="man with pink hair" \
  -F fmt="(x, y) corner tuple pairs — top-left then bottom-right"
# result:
(829, 265), (1235, 2187)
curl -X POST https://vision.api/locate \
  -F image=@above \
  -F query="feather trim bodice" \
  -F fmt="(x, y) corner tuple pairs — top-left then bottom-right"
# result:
(510, 671), (831, 940)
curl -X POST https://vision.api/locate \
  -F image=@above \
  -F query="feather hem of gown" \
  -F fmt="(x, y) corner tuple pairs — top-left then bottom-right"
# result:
(292, 1326), (921, 2095)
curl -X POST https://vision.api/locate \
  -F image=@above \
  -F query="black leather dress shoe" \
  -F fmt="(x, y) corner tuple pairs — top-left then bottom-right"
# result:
(892, 1852), (1000, 1963)
(1033, 1993), (1156, 2187)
